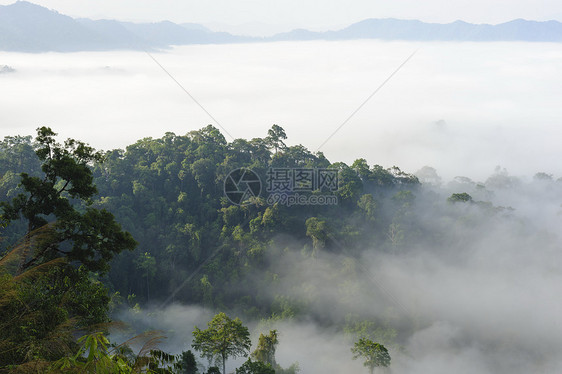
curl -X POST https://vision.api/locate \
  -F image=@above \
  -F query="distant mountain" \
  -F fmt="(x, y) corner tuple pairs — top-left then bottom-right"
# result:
(0, 1), (245, 52)
(180, 23), (211, 33)
(1, 1), (562, 52)
(204, 22), (302, 37)
(0, 1), (104, 51)
(274, 18), (562, 42)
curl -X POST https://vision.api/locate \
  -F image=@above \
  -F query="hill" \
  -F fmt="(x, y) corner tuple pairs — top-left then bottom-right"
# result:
(1, 2), (562, 52)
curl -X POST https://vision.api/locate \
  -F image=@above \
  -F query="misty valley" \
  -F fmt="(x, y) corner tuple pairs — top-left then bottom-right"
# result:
(1, 5), (562, 370)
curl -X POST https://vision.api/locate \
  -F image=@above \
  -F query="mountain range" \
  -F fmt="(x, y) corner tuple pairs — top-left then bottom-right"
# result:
(1, 1), (562, 52)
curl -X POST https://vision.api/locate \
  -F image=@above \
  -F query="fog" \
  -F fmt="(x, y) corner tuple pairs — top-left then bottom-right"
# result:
(111, 175), (562, 373)
(2, 40), (562, 181)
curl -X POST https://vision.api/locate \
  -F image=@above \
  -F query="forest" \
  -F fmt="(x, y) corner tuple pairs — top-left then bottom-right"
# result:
(1, 125), (561, 373)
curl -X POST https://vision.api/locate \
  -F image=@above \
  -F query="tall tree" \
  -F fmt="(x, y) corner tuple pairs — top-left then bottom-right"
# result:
(0, 127), (136, 273)
(305, 217), (329, 255)
(251, 330), (278, 367)
(178, 350), (199, 374)
(192, 312), (251, 374)
(266, 125), (287, 154)
(351, 338), (391, 374)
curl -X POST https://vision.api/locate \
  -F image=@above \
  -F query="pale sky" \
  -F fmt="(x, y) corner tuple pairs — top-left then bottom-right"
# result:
(2, 0), (562, 29)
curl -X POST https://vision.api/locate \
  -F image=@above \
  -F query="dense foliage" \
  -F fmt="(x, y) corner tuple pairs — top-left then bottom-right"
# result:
(91, 125), (421, 313)
(2, 125), (560, 373)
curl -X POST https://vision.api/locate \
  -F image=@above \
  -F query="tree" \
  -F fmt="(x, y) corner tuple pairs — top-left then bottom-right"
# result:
(178, 350), (199, 374)
(351, 338), (391, 374)
(251, 330), (279, 367)
(235, 359), (275, 374)
(135, 251), (157, 302)
(0, 127), (136, 273)
(414, 166), (441, 186)
(485, 167), (519, 190)
(534, 172), (553, 181)
(192, 312), (251, 374)
(357, 194), (377, 222)
(305, 217), (329, 255)
(447, 192), (473, 204)
(250, 330), (299, 374)
(0, 229), (110, 370)
(266, 125), (287, 154)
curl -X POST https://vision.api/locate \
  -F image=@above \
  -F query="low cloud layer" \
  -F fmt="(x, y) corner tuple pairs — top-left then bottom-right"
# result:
(2, 40), (562, 181)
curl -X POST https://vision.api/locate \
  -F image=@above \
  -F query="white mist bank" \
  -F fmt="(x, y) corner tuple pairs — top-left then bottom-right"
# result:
(2, 40), (562, 181)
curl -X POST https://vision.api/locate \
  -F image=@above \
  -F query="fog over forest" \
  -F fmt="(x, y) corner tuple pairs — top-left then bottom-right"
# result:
(114, 174), (562, 373)
(1, 38), (562, 374)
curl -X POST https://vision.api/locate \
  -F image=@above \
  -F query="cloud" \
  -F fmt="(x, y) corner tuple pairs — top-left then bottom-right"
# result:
(2, 41), (561, 182)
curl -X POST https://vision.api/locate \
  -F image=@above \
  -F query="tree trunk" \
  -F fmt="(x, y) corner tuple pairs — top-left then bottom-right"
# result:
(146, 273), (150, 301)
(222, 354), (226, 374)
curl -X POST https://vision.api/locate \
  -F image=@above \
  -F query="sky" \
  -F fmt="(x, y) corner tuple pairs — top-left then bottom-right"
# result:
(1, 0), (562, 31)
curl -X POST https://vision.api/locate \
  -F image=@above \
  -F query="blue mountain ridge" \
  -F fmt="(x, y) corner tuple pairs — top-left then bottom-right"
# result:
(1, 1), (561, 52)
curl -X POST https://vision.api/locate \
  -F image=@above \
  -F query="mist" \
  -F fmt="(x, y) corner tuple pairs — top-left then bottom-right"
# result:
(2, 40), (562, 181)
(107, 172), (562, 373)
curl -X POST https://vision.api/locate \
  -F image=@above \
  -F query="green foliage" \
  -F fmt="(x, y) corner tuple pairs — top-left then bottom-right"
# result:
(0, 231), (112, 370)
(67, 125), (419, 308)
(178, 350), (199, 374)
(192, 312), (251, 374)
(250, 330), (300, 374)
(47, 331), (179, 373)
(135, 251), (157, 301)
(1, 124), (547, 372)
(235, 359), (275, 374)
(275, 363), (300, 374)
(266, 125), (287, 154)
(344, 315), (398, 349)
(305, 217), (329, 254)
(0, 125), (471, 342)
(351, 338), (391, 374)
(0, 127), (136, 273)
(447, 192), (473, 203)
(251, 330), (278, 367)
